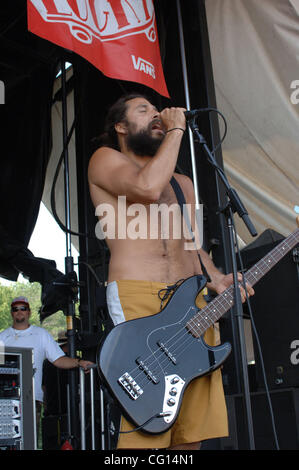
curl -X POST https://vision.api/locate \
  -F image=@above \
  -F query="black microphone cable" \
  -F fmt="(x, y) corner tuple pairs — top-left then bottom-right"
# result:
(186, 107), (228, 159)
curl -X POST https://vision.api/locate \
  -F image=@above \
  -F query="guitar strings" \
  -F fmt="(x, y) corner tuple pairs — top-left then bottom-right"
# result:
(125, 305), (215, 390)
(134, 322), (195, 384)
(128, 283), (233, 387)
(130, 302), (218, 387)
(128, 285), (233, 391)
(124, 321), (190, 386)
(149, 231), (299, 379)
(123, 285), (235, 390)
(140, 290), (235, 388)
(120, 233), (299, 391)
(123, 313), (196, 386)
(131, 321), (207, 391)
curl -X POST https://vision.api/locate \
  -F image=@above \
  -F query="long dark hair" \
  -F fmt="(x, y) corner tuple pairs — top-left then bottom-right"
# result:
(95, 93), (152, 151)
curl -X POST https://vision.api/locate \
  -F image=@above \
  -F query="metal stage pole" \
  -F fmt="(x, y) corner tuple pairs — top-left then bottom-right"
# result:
(176, 0), (200, 212)
(60, 58), (79, 448)
(175, 1), (255, 450)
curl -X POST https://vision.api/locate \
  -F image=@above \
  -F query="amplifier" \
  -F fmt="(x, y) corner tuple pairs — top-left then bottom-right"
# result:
(0, 346), (35, 449)
(221, 389), (299, 450)
(240, 237), (299, 390)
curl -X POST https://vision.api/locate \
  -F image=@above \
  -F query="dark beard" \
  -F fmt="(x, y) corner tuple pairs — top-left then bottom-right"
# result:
(126, 126), (163, 157)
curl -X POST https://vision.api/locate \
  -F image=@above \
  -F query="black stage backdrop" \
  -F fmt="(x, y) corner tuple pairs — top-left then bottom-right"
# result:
(0, 1), (59, 281)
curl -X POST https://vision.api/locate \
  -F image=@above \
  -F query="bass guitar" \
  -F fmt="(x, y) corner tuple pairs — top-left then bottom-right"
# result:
(98, 225), (299, 434)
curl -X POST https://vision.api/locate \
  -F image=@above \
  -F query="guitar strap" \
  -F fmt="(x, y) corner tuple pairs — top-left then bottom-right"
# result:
(170, 176), (211, 283)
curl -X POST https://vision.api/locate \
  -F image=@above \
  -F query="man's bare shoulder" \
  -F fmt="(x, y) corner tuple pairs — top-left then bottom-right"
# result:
(88, 146), (131, 182)
(89, 146), (128, 168)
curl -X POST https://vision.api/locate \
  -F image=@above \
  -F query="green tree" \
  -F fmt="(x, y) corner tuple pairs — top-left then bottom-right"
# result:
(0, 284), (14, 331)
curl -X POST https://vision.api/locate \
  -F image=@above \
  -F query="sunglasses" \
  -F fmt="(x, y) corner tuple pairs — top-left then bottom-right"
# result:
(12, 306), (28, 312)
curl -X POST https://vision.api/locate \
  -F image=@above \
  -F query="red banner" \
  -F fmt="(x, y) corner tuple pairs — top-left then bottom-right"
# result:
(27, 0), (169, 97)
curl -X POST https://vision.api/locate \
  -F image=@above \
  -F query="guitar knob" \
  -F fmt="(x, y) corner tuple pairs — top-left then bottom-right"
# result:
(167, 398), (176, 406)
(170, 376), (180, 384)
(169, 387), (177, 396)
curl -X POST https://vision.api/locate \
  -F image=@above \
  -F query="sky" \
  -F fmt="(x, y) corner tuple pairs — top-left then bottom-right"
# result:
(0, 203), (79, 286)
(28, 203), (79, 272)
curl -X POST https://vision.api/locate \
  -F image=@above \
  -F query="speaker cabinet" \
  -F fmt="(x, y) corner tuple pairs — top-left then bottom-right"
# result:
(240, 237), (299, 390)
(221, 389), (299, 450)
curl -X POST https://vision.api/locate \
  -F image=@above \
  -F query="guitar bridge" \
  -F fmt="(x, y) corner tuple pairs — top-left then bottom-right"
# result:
(118, 372), (143, 400)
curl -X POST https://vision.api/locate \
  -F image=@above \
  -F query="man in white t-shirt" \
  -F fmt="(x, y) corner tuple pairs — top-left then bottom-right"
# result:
(0, 296), (93, 408)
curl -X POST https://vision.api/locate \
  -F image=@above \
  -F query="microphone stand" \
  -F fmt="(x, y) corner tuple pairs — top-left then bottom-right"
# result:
(187, 117), (257, 450)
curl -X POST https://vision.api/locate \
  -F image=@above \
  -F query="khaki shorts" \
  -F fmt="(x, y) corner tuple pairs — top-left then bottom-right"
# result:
(106, 279), (228, 449)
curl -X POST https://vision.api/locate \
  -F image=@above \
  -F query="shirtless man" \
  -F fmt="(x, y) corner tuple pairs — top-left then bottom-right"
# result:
(88, 93), (254, 450)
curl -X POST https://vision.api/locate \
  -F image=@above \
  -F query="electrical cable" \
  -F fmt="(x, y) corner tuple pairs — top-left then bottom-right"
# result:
(50, 60), (98, 240)
(119, 413), (171, 434)
(190, 107), (227, 157)
(75, 261), (104, 288)
(50, 115), (95, 239)
(206, 107), (228, 156)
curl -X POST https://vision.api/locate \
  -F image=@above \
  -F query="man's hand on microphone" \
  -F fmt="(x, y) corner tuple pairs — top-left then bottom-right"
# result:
(160, 107), (186, 133)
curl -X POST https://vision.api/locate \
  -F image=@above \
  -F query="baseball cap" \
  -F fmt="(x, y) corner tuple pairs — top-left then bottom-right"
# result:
(11, 296), (30, 308)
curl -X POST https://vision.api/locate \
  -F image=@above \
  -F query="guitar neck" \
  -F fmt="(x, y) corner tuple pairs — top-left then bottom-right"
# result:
(245, 229), (299, 287)
(187, 228), (299, 336)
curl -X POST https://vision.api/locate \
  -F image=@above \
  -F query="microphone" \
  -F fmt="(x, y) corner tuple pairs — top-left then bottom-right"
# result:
(184, 108), (212, 120)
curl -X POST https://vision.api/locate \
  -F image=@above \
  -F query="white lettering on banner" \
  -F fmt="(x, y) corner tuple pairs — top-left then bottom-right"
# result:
(131, 55), (155, 78)
(290, 339), (299, 365)
(29, 0), (156, 44)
